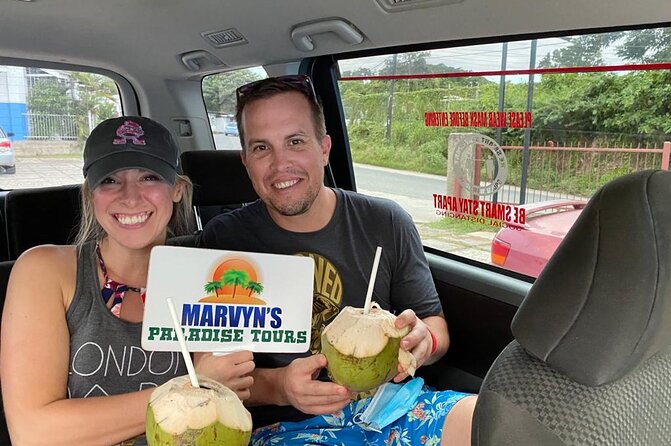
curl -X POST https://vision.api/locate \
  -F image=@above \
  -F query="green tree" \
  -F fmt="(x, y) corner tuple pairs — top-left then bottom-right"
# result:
(27, 72), (119, 140)
(221, 269), (250, 299)
(537, 28), (671, 67)
(26, 78), (74, 138)
(340, 33), (671, 177)
(381, 51), (430, 76)
(538, 33), (621, 68)
(532, 69), (671, 146)
(27, 78), (71, 114)
(616, 28), (671, 63)
(204, 280), (223, 296)
(245, 281), (264, 297)
(341, 67), (375, 77)
(202, 69), (263, 115)
(70, 72), (119, 139)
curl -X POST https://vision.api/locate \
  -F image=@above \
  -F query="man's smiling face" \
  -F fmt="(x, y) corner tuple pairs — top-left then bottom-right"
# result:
(240, 91), (331, 222)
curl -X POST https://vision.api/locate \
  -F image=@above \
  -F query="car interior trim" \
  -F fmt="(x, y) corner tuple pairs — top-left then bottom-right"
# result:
(427, 252), (531, 308)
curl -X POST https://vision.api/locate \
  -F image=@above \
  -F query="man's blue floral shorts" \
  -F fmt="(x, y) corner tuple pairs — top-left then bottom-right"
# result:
(250, 389), (472, 446)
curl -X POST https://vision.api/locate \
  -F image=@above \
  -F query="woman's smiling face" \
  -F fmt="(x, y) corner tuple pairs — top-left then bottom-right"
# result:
(92, 168), (182, 249)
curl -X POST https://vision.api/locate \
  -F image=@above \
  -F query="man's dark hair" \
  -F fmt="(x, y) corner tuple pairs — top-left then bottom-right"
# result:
(235, 76), (326, 150)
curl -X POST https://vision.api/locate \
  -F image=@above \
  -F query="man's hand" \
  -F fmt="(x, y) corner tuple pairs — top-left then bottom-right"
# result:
(278, 354), (351, 415)
(392, 309), (435, 382)
(193, 350), (255, 400)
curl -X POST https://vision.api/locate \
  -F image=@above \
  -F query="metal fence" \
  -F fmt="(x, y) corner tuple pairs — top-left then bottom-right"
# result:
(23, 113), (79, 140)
(494, 142), (671, 204)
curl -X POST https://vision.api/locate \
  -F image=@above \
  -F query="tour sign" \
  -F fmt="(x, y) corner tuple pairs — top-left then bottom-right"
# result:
(141, 246), (314, 353)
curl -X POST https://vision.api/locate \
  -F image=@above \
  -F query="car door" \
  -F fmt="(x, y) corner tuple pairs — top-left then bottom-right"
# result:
(304, 24), (671, 392)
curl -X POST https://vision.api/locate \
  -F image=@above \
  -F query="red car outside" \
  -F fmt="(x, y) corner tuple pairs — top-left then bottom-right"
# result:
(490, 199), (588, 277)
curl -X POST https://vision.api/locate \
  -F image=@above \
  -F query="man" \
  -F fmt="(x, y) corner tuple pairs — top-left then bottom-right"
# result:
(199, 75), (476, 445)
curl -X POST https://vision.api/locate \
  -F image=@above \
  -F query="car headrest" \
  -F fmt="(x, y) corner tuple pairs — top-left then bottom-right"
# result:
(180, 150), (258, 206)
(5, 184), (81, 259)
(512, 170), (671, 386)
(0, 260), (15, 311)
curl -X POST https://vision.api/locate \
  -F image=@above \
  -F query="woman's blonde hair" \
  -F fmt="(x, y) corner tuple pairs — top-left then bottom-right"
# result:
(74, 174), (195, 246)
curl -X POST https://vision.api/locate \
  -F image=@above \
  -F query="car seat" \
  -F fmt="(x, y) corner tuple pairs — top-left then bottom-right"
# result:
(180, 150), (258, 230)
(0, 259), (15, 445)
(4, 185), (81, 260)
(472, 169), (671, 445)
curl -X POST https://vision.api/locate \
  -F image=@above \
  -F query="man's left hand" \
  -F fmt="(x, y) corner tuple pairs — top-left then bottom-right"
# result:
(392, 309), (433, 382)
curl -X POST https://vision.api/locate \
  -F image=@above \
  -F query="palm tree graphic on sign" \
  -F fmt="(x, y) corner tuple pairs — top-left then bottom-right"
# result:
(200, 257), (266, 305)
(245, 280), (264, 297)
(204, 280), (223, 297)
(222, 269), (249, 299)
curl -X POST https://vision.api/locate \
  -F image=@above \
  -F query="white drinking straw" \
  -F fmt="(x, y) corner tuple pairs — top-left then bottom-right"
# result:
(167, 297), (200, 388)
(363, 246), (383, 314)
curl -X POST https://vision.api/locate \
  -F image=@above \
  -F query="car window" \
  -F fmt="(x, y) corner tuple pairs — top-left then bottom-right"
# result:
(202, 67), (267, 150)
(337, 26), (671, 279)
(0, 65), (121, 189)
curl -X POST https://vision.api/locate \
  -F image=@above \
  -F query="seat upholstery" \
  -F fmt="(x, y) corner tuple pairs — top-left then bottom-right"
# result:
(180, 150), (258, 229)
(472, 170), (671, 445)
(2, 185), (81, 443)
(4, 184), (81, 260)
(0, 192), (10, 262)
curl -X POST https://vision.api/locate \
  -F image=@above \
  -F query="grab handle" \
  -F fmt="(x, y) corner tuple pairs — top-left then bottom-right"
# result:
(291, 18), (364, 52)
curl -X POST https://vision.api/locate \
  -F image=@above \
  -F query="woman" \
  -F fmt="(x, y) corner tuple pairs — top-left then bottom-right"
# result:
(0, 116), (254, 445)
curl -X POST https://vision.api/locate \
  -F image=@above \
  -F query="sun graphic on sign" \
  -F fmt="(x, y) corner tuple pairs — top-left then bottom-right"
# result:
(199, 257), (267, 305)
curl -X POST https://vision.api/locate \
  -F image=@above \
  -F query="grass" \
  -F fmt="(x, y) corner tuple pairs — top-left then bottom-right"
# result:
(427, 215), (499, 234)
(351, 134), (642, 198)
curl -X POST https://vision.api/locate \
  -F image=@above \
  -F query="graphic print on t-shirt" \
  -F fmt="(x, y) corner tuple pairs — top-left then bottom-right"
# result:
(297, 252), (343, 353)
(68, 343), (182, 397)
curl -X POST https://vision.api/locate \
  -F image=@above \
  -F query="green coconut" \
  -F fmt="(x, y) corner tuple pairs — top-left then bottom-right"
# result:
(146, 375), (252, 446)
(321, 304), (417, 392)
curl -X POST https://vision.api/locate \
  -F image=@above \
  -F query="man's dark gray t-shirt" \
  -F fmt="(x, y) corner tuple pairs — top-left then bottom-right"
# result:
(199, 188), (443, 428)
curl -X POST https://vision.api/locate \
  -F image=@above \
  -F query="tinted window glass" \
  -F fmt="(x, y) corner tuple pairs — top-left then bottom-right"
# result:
(202, 67), (267, 150)
(0, 65), (121, 189)
(337, 27), (671, 278)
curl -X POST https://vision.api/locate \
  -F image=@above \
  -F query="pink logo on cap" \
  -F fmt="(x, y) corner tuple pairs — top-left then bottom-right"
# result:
(113, 120), (146, 145)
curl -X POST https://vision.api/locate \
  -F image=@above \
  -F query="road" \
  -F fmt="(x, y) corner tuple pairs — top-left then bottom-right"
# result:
(353, 164), (496, 263)
(212, 132), (443, 218)
(354, 164), (443, 224)
(0, 156), (498, 264)
(0, 157), (84, 189)
(0, 136), (243, 189)
(210, 134), (580, 206)
(214, 133), (241, 150)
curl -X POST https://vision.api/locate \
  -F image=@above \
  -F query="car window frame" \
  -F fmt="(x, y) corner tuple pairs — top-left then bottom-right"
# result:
(311, 22), (671, 282)
(0, 57), (137, 120)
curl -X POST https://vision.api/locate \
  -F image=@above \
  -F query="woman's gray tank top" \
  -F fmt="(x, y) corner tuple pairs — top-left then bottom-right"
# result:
(67, 241), (185, 400)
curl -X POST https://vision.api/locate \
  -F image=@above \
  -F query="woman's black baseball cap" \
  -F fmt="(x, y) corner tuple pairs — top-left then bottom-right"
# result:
(83, 116), (181, 188)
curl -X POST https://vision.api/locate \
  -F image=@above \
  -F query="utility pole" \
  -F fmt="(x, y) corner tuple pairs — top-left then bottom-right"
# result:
(519, 39), (537, 205)
(385, 53), (398, 142)
(493, 42), (508, 205)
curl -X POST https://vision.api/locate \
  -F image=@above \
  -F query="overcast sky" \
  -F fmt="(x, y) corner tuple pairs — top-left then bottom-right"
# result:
(338, 36), (627, 83)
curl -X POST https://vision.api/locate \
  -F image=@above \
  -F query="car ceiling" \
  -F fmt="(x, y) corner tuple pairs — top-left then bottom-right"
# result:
(1, 0), (669, 82)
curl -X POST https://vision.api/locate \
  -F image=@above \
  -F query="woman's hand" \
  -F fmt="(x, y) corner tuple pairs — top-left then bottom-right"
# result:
(194, 350), (255, 400)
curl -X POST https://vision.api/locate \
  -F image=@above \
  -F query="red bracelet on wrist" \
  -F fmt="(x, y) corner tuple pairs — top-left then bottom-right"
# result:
(428, 329), (438, 355)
